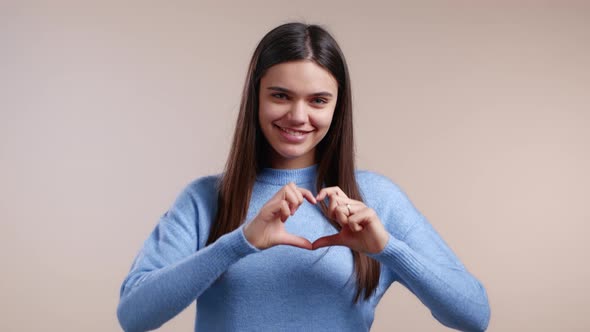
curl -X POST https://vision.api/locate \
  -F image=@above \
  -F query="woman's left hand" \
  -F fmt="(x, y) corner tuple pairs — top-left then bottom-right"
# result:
(312, 186), (390, 254)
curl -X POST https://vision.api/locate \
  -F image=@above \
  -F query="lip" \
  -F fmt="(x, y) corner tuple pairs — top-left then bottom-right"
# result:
(274, 124), (313, 143)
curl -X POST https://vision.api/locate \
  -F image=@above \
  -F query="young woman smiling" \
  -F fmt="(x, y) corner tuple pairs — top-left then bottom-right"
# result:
(117, 22), (491, 332)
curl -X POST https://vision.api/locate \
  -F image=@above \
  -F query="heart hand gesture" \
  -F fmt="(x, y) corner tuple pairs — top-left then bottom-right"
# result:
(311, 187), (390, 254)
(243, 182), (317, 250)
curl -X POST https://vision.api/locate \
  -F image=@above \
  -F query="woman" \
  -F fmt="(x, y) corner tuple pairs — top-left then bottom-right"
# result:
(117, 22), (490, 331)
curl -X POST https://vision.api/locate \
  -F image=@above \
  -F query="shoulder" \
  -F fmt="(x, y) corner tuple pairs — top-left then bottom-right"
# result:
(355, 169), (395, 186)
(163, 174), (222, 243)
(184, 174), (221, 197)
(168, 174), (222, 215)
(355, 169), (404, 200)
(354, 169), (422, 239)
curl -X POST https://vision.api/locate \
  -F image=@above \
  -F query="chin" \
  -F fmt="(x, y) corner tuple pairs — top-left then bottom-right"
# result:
(272, 145), (316, 166)
(277, 149), (309, 160)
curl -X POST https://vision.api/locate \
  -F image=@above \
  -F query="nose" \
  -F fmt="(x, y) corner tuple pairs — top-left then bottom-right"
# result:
(288, 100), (307, 124)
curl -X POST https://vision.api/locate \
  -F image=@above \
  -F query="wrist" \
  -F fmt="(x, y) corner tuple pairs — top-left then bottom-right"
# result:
(243, 223), (254, 245)
(367, 229), (390, 254)
(376, 232), (390, 253)
(242, 222), (262, 249)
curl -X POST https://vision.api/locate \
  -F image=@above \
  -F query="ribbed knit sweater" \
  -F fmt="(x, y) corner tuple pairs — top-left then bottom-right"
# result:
(117, 165), (490, 331)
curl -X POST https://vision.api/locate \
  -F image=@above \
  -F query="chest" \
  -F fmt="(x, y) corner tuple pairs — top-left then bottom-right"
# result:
(212, 204), (359, 305)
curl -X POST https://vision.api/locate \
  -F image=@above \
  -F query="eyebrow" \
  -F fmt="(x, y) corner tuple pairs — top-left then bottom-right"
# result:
(267, 86), (333, 98)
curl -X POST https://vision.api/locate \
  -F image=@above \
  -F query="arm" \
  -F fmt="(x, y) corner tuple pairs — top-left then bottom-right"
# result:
(367, 180), (491, 332)
(116, 180), (260, 332)
(312, 175), (490, 331)
(368, 216), (490, 331)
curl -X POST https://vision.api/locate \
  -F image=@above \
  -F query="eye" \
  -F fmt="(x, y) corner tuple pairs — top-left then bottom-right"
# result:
(271, 93), (289, 100)
(312, 97), (328, 104)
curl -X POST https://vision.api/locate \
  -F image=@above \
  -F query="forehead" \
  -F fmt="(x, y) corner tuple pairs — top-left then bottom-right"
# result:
(260, 60), (338, 94)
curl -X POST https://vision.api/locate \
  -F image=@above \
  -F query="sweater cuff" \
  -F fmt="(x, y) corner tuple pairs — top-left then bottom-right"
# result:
(367, 234), (425, 281)
(216, 223), (260, 259)
(236, 223), (261, 255)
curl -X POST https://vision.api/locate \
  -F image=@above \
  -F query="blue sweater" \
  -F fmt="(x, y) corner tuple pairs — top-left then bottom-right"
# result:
(117, 165), (490, 331)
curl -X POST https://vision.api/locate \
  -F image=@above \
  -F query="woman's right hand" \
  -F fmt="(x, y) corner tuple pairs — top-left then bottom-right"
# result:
(243, 182), (317, 250)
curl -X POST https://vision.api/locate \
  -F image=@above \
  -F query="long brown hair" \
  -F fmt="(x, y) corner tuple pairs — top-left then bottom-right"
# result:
(206, 22), (381, 303)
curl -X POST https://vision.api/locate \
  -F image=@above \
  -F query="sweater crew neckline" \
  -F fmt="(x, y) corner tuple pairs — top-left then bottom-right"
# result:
(257, 164), (318, 186)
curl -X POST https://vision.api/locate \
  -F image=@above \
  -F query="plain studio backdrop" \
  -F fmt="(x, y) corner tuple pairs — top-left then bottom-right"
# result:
(1, 1), (589, 331)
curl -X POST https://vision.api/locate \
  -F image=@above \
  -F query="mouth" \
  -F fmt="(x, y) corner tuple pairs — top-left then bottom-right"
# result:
(274, 125), (313, 136)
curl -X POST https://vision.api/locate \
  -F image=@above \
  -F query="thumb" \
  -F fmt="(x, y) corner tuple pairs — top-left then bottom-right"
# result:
(312, 234), (344, 250)
(276, 232), (313, 250)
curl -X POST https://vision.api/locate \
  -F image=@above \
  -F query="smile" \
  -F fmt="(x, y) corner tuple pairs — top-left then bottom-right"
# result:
(275, 125), (312, 136)
(273, 124), (313, 143)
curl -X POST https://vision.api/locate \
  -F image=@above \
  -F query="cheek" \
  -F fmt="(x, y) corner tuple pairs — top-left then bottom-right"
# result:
(259, 101), (285, 124)
(311, 111), (335, 132)
(258, 105), (276, 130)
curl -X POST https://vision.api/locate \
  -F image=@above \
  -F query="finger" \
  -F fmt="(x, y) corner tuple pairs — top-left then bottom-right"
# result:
(273, 186), (287, 204)
(328, 194), (341, 220)
(297, 187), (317, 204)
(312, 234), (344, 250)
(343, 205), (364, 232)
(320, 189), (347, 207)
(342, 202), (363, 216)
(343, 206), (370, 232)
(348, 207), (377, 227)
(316, 188), (328, 202)
(316, 187), (336, 201)
(348, 206), (379, 232)
(290, 183), (304, 206)
(336, 204), (352, 217)
(345, 198), (363, 206)
(348, 219), (364, 232)
(334, 205), (349, 227)
(274, 199), (291, 222)
(283, 185), (300, 215)
(277, 232), (313, 250)
(316, 186), (348, 201)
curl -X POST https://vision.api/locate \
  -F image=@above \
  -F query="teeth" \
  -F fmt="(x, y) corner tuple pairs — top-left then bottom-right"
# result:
(280, 127), (306, 136)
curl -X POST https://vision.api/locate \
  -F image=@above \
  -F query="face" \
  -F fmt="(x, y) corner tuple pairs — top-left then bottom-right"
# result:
(258, 60), (338, 169)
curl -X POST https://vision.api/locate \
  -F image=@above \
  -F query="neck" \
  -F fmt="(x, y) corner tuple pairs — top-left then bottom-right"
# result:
(267, 150), (316, 169)
(257, 164), (318, 185)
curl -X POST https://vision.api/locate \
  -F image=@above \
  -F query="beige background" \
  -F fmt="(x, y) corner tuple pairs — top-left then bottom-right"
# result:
(1, 1), (589, 331)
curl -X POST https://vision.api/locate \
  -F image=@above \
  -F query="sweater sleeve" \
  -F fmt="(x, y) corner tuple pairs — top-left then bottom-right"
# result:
(363, 174), (491, 332)
(116, 179), (260, 332)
